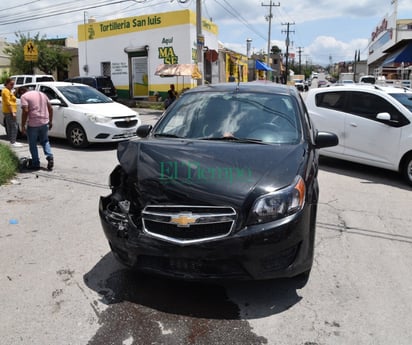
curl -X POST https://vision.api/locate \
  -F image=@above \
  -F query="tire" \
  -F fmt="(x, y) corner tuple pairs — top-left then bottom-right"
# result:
(401, 153), (412, 186)
(66, 123), (89, 148)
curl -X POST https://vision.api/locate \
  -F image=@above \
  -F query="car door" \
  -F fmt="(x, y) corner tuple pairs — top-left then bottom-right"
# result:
(309, 90), (347, 154)
(38, 85), (65, 138)
(343, 91), (404, 169)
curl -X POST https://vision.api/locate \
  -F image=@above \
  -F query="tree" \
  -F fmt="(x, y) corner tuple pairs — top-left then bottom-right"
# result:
(3, 32), (71, 75)
(271, 45), (282, 55)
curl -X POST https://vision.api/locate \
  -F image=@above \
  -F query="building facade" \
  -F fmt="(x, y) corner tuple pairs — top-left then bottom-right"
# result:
(77, 10), (219, 99)
(367, 1), (412, 82)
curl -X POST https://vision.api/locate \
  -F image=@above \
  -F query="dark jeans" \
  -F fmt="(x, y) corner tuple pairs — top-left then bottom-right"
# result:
(27, 124), (53, 168)
(4, 113), (18, 144)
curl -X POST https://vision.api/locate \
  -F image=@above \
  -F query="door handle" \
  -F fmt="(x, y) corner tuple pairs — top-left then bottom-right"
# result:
(349, 123), (358, 127)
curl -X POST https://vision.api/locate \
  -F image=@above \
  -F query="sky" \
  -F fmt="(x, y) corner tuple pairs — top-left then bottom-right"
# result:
(1, 0), (412, 66)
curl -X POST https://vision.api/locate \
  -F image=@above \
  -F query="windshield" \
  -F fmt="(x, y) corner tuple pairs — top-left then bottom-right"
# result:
(57, 85), (113, 104)
(390, 92), (412, 112)
(154, 91), (302, 144)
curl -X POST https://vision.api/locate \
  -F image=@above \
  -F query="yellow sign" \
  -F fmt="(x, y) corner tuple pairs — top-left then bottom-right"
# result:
(24, 40), (38, 62)
(78, 10), (218, 41)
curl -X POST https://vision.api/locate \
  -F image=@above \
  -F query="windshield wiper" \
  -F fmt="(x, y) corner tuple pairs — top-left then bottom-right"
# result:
(153, 133), (182, 138)
(197, 136), (267, 144)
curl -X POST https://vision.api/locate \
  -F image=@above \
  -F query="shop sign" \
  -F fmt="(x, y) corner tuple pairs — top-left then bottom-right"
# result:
(158, 46), (178, 64)
(371, 18), (388, 42)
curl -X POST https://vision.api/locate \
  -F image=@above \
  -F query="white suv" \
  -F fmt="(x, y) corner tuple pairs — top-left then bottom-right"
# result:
(11, 74), (55, 87)
(306, 84), (412, 185)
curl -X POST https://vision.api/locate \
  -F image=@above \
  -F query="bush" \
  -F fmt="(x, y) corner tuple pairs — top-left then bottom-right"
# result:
(0, 143), (19, 185)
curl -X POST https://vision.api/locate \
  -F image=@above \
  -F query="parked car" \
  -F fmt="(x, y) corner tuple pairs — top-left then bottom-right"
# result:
(359, 75), (376, 84)
(65, 76), (118, 100)
(11, 74), (55, 87)
(11, 82), (140, 147)
(99, 82), (338, 282)
(293, 79), (304, 92)
(306, 85), (412, 185)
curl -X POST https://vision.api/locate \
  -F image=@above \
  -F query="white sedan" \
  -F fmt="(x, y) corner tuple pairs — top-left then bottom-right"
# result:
(15, 82), (140, 148)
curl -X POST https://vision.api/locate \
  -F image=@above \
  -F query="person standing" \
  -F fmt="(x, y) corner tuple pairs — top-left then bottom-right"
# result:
(19, 86), (54, 171)
(2, 78), (22, 147)
(164, 84), (178, 109)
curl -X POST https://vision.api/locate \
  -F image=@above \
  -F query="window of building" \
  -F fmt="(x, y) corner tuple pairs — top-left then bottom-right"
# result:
(101, 62), (111, 77)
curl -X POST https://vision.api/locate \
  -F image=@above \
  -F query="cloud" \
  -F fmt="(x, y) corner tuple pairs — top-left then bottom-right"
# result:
(305, 36), (369, 64)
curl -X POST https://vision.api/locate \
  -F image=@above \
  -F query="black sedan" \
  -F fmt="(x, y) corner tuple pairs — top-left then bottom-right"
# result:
(99, 82), (338, 282)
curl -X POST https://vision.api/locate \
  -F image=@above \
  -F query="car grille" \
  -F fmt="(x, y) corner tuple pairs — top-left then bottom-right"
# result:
(115, 119), (138, 128)
(141, 205), (237, 244)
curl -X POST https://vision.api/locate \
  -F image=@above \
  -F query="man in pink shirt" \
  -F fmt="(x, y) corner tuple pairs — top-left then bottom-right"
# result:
(19, 86), (54, 170)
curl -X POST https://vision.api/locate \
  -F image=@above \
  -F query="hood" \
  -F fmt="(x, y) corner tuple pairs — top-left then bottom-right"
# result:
(117, 139), (306, 210)
(70, 102), (137, 118)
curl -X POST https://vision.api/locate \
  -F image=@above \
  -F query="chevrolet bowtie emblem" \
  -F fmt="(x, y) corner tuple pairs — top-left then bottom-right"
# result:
(170, 214), (197, 227)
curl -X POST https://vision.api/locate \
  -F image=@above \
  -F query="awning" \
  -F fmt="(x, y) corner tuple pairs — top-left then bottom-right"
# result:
(255, 60), (273, 71)
(382, 43), (412, 67)
(155, 64), (202, 79)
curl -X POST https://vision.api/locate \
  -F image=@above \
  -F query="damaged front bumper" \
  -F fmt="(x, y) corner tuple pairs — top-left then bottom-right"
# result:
(99, 194), (315, 281)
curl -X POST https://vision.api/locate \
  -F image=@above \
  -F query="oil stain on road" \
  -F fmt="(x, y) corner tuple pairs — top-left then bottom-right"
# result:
(84, 254), (268, 345)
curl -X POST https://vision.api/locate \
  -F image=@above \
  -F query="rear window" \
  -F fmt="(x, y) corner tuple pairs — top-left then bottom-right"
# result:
(315, 91), (346, 111)
(36, 76), (54, 82)
(360, 77), (376, 84)
(96, 77), (114, 88)
(81, 78), (96, 87)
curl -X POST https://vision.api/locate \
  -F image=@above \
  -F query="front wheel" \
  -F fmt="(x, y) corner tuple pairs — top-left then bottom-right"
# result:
(401, 154), (412, 186)
(66, 123), (89, 148)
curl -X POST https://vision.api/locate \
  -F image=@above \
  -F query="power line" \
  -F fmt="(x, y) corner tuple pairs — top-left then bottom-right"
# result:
(214, 0), (267, 41)
(0, 0), (40, 12)
(0, 0), (174, 36)
(0, 0), (134, 25)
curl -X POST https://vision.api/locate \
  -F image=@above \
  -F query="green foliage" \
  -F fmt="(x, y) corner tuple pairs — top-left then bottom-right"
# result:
(0, 70), (9, 84)
(0, 143), (19, 185)
(3, 32), (71, 75)
(271, 45), (282, 55)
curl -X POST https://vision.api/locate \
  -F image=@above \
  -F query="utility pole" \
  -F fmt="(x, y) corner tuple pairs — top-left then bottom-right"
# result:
(196, 0), (204, 85)
(262, 1), (280, 80)
(281, 22), (295, 84)
(297, 46), (303, 74)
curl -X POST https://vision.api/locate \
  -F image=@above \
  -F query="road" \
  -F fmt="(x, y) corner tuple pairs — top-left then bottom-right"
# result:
(1, 107), (412, 345)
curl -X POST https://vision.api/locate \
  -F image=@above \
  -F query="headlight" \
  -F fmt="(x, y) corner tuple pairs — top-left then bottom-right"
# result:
(85, 113), (112, 123)
(248, 176), (306, 225)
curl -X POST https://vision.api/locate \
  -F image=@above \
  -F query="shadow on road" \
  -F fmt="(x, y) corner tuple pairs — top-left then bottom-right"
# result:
(319, 156), (411, 190)
(84, 252), (304, 321)
(83, 253), (305, 344)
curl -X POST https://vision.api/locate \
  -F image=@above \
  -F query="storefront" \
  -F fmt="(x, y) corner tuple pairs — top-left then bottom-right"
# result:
(77, 10), (218, 99)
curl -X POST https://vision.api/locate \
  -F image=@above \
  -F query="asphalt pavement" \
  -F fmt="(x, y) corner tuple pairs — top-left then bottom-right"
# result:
(1, 107), (412, 345)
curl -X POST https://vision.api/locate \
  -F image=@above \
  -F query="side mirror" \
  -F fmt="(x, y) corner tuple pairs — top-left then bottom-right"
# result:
(376, 112), (391, 121)
(315, 131), (339, 149)
(50, 99), (62, 106)
(136, 124), (152, 138)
